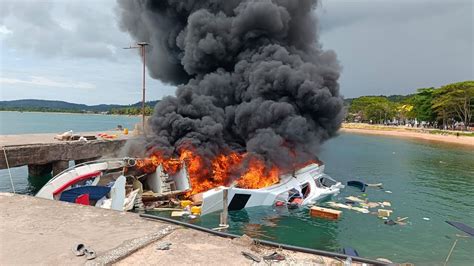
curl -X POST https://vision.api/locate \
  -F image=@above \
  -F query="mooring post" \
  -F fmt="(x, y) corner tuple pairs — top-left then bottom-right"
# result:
(52, 160), (69, 176)
(219, 188), (229, 227)
(28, 163), (52, 178)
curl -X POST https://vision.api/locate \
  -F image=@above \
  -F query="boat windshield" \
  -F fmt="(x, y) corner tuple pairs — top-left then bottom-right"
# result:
(316, 174), (337, 188)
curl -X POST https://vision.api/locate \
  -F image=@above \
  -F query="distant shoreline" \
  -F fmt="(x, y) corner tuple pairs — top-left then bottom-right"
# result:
(340, 123), (474, 147)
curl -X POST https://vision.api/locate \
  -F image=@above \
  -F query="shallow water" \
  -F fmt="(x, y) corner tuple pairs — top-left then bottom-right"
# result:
(151, 134), (474, 264)
(1, 112), (473, 264)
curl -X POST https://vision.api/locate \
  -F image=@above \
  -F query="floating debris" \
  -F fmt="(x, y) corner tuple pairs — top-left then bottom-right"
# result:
(396, 217), (409, 225)
(378, 209), (393, 218)
(347, 180), (367, 192)
(190, 206), (201, 215)
(367, 202), (380, 208)
(310, 206), (342, 220)
(352, 207), (370, 214)
(345, 196), (365, 203)
(327, 201), (352, 209)
(367, 183), (383, 188)
(446, 221), (474, 237)
(171, 211), (187, 217)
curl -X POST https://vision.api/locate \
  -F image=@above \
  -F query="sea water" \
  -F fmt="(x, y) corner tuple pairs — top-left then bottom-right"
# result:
(0, 111), (139, 193)
(1, 111), (473, 264)
(0, 111), (140, 135)
(153, 134), (474, 264)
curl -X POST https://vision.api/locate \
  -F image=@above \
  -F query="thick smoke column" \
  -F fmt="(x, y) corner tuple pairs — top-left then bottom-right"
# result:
(117, 0), (344, 169)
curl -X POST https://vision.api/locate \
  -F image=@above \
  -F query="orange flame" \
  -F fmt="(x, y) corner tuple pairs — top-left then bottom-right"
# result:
(135, 147), (281, 196)
(237, 159), (279, 189)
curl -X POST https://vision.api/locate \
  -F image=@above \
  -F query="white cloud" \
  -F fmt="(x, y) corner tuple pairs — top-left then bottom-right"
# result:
(0, 76), (96, 90)
(0, 0), (131, 60)
(0, 25), (12, 35)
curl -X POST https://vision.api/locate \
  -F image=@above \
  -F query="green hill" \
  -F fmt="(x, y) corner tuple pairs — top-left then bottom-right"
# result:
(0, 99), (159, 113)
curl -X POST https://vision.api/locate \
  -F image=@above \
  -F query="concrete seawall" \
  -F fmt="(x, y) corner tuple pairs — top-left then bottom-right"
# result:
(0, 131), (132, 176)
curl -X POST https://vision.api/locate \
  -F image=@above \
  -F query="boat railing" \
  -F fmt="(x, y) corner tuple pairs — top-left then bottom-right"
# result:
(50, 157), (143, 181)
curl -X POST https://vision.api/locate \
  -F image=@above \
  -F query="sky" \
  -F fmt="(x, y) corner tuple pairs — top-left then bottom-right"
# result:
(0, 0), (472, 104)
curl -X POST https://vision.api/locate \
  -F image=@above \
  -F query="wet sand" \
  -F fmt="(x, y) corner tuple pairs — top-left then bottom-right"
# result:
(340, 124), (474, 147)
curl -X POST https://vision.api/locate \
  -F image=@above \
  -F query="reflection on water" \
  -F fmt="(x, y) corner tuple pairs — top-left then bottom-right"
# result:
(27, 173), (52, 194)
(0, 167), (50, 194)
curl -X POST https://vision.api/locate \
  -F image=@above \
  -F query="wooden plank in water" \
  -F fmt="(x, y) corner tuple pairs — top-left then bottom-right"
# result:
(310, 206), (342, 220)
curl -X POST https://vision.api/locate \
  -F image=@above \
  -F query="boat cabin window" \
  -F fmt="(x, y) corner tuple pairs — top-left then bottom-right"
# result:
(288, 188), (302, 201)
(301, 182), (311, 198)
(319, 175), (337, 187)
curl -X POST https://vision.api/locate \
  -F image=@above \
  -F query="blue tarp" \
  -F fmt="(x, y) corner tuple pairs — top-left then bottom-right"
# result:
(59, 186), (111, 203)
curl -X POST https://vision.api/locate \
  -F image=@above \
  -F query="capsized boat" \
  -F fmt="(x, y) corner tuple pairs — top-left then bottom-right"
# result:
(35, 157), (191, 211)
(199, 163), (344, 215)
(35, 158), (343, 215)
(36, 158), (129, 200)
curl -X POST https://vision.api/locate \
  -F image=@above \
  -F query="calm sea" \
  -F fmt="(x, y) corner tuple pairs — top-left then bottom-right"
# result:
(1, 111), (473, 264)
(0, 111), (140, 135)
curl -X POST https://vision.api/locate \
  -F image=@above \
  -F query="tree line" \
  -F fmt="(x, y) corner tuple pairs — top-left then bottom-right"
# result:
(109, 106), (153, 116)
(346, 81), (474, 131)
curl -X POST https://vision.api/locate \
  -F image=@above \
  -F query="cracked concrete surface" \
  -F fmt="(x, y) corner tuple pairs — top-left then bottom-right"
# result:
(0, 193), (350, 266)
(0, 193), (176, 265)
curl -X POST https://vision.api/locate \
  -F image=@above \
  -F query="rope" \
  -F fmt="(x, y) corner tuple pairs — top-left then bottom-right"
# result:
(2, 146), (15, 193)
(444, 238), (458, 266)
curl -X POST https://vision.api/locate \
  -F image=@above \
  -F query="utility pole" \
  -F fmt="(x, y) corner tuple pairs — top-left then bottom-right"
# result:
(123, 42), (149, 133)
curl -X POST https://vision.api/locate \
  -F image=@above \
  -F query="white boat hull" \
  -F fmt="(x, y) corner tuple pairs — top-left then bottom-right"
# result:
(36, 159), (128, 200)
(200, 163), (343, 215)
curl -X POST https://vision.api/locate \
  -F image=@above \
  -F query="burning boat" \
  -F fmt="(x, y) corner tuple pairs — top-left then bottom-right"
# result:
(108, 0), (347, 216)
(199, 162), (343, 215)
(35, 156), (343, 215)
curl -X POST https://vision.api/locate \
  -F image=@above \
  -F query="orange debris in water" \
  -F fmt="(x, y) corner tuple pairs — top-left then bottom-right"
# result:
(135, 147), (284, 196)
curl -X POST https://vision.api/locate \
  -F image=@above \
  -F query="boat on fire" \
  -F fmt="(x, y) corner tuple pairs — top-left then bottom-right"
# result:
(36, 157), (343, 215)
(199, 162), (343, 215)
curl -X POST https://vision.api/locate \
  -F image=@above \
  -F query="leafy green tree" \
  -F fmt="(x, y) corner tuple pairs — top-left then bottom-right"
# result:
(349, 96), (395, 123)
(410, 88), (436, 122)
(432, 81), (474, 130)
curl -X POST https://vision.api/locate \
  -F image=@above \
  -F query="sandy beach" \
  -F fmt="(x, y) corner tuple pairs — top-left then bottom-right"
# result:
(340, 123), (474, 147)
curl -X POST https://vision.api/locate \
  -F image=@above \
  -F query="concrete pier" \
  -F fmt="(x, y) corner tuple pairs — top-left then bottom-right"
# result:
(52, 160), (70, 176)
(0, 131), (133, 177)
(28, 163), (53, 177)
(0, 193), (348, 265)
(0, 193), (174, 265)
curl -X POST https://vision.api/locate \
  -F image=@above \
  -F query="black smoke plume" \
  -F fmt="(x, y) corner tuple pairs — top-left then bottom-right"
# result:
(117, 0), (344, 169)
